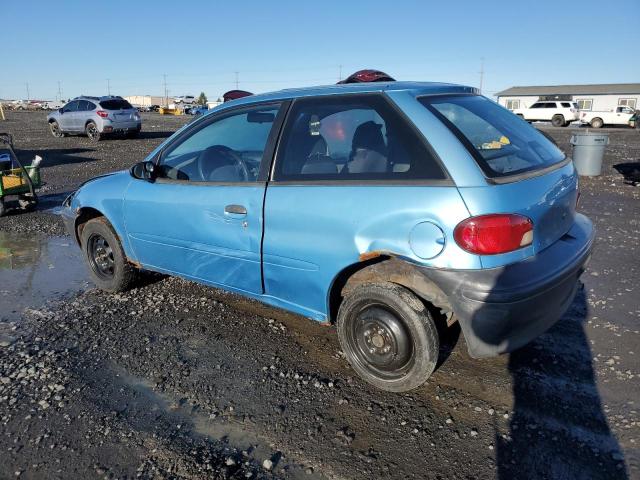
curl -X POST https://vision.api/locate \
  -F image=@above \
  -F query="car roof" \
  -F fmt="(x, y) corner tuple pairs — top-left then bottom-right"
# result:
(73, 95), (126, 102)
(212, 81), (478, 112)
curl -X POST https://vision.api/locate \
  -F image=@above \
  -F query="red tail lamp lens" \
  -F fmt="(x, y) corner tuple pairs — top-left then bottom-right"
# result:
(96, 110), (108, 118)
(454, 214), (533, 255)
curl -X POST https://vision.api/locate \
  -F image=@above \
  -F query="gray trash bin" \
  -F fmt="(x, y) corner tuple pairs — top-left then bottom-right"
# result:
(570, 131), (609, 176)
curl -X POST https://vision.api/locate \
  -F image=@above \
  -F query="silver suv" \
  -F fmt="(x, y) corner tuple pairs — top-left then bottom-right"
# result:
(47, 96), (141, 142)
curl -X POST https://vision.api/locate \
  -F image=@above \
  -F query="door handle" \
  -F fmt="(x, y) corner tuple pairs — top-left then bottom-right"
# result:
(224, 204), (247, 217)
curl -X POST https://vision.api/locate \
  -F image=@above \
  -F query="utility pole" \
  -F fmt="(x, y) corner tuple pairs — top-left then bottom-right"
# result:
(107, 78), (111, 96)
(163, 74), (168, 106)
(234, 71), (239, 89)
(338, 64), (342, 82)
(479, 58), (485, 94)
(25, 82), (30, 101)
(57, 81), (63, 101)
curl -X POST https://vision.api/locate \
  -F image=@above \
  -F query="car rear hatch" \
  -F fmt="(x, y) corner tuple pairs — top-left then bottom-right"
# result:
(100, 99), (138, 125)
(419, 94), (578, 266)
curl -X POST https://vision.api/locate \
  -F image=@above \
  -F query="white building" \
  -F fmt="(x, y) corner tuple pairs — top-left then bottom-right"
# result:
(496, 84), (640, 112)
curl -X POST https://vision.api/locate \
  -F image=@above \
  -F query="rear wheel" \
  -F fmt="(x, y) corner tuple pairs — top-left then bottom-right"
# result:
(590, 117), (604, 129)
(337, 282), (439, 392)
(0, 198), (5, 217)
(49, 121), (64, 138)
(80, 217), (137, 292)
(85, 122), (101, 142)
(552, 114), (565, 127)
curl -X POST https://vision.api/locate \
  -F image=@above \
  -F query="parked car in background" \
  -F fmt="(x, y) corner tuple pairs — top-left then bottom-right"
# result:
(42, 101), (65, 111)
(47, 96), (141, 142)
(513, 101), (580, 127)
(174, 95), (195, 104)
(580, 106), (636, 128)
(188, 105), (208, 116)
(61, 80), (593, 392)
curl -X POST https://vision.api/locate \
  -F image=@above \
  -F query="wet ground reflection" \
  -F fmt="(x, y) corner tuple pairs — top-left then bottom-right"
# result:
(0, 232), (88, 321)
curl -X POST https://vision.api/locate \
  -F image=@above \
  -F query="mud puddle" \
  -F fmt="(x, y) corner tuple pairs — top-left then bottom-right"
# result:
(0, 232), (89, 321)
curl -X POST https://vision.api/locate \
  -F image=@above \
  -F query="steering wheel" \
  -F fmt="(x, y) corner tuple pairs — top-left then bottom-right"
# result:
(196, 145), (250, 182)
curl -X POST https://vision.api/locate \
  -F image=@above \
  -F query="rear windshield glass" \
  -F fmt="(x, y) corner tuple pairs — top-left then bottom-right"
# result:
(420, 95), (565, 178)
(99, 99), (133, 110)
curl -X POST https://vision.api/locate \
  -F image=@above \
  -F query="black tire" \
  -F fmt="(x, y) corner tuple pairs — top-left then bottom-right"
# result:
(49, 120), (64, 138)
(85, 121), (101, 142)
(591, 117), (604, 129)
(551, 114), (565, 127)
(126, 129), (140, 139)
(80, 217), (137, 292)
(0, 198), (5, 217)
(337, 282), (439, 392)
(516, 114), (524, 120)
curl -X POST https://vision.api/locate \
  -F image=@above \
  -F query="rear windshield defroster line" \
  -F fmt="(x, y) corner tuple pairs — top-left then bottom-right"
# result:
(419, 95), (566, 179)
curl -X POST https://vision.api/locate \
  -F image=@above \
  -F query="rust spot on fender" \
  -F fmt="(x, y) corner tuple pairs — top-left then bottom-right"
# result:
(359, 251), (383, 262)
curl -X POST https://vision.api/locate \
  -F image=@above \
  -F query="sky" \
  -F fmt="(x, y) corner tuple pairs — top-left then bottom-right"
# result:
(2, 0), (639, 101)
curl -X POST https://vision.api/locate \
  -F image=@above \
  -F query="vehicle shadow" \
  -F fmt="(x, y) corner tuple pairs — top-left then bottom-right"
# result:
(474, 286), (629, 479)
(137, 131), (175, 140)
(16, 148), (96, 167)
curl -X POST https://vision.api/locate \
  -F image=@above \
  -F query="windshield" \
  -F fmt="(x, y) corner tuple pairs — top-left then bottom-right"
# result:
(420, 95), (566, 178)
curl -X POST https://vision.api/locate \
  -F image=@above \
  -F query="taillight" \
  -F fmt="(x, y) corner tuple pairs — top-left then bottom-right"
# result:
(454, 214), (533, 255)
(96, 110), (108, 118)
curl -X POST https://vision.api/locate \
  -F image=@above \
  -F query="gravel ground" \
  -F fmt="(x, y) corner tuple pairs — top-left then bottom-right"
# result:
(0, 112), (638, 479)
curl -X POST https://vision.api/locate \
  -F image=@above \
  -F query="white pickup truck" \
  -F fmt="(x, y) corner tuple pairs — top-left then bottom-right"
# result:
(580, 106), (636, 128)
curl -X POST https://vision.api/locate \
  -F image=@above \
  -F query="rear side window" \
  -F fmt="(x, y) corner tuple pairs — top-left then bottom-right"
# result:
(561, 102), (571, 108)
(99, 99), (133, 110)
(421, 95), (565, 178)
(545, 103), (557, 108)
(274, 95), (446, 181)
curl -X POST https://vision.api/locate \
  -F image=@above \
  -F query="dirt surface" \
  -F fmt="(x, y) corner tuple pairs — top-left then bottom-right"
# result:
(0, 111), (638, 479)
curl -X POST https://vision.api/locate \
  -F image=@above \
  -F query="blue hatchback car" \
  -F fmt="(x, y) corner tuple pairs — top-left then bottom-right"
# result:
(62, 81), (594, 392)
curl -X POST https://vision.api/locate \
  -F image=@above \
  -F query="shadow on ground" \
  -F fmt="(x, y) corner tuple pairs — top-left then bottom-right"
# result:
(496, 287), (628, 479)
(17, 148), (96, 167)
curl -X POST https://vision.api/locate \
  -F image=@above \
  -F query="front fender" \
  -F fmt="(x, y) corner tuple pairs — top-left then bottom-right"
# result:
(66, 171), (136, 260)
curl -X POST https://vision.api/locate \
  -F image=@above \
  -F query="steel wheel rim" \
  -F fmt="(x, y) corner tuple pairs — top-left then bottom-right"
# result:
(87, 233), (115, 279)
(347, 304), (414, 380)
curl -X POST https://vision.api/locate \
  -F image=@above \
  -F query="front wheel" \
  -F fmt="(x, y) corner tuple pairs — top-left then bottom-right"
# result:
(85, 122), (101, 142)
(80, 217), (137, 292)
(337, 282), (439, 392)
(49, 121), (64, 138)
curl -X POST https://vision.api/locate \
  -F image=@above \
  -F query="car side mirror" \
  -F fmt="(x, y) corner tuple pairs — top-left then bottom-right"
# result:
(131, 160), (156, 181)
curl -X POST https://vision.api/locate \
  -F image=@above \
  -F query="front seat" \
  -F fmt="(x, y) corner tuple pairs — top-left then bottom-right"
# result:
(347, 121), (388, 174)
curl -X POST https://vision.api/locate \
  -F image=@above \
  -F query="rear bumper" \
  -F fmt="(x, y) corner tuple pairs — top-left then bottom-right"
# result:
(422, 213), (594, 358)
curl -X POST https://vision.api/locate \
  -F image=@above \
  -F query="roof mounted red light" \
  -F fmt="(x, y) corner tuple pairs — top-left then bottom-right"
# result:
(223, 90), (253, 102)
(337, 69), (396, 84)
